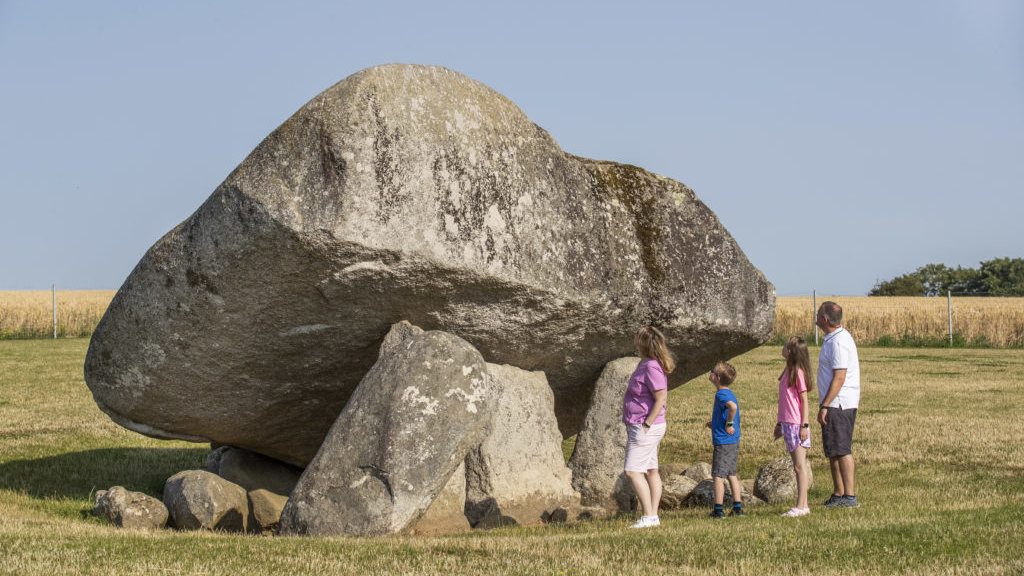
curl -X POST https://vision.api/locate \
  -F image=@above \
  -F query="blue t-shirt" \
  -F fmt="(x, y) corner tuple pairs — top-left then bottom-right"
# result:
(712, 388), (740, 445)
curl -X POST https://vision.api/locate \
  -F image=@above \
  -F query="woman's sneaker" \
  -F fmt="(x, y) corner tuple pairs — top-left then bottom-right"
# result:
(630, 515), (660, 528)
(709, 509), (726, 519)
(782, 507), (810, 517)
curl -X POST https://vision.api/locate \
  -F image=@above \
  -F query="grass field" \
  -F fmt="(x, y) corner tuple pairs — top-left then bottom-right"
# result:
(2, 339), (1023, 575)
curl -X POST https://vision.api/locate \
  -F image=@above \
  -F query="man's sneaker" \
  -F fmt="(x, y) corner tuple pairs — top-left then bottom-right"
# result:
(837, 495), (860, 508)
(709, 509), (726, 519)
(823, 494), (844, 508)
(630, 515), (660, 528)
(782, 507), (810, 517)
(728, 507), (745, 517)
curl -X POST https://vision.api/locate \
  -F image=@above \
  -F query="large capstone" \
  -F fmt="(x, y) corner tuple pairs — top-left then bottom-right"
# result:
(84, 63), (775, 467)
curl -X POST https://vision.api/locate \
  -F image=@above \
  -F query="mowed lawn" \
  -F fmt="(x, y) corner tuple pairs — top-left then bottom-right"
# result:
(1, 339), (1023, 575)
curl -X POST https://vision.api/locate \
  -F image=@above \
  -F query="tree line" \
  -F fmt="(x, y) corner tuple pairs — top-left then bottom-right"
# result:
(870, 257), (1024, 297)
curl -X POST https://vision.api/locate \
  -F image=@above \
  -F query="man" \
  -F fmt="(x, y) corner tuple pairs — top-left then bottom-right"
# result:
(815, 301), (860, 508)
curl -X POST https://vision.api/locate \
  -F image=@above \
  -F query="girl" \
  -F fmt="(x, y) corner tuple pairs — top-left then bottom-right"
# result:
(623, 326), (675, 528)
(774, 336), (814, 517)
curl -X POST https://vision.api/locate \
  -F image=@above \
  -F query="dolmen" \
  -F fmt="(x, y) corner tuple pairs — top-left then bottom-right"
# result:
(84, 64), (774, 536)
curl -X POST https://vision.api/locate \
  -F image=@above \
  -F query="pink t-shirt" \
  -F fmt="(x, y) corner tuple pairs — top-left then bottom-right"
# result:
(777, 367), (808, 425)
(622, 358), (668, 425)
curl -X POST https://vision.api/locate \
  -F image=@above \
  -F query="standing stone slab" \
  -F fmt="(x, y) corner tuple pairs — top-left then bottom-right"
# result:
(567, 357), (640, 512)
(163, 470), (249, 532)
(93, 486), (168, 530)
(278, 326), (492, 536)
(465, 363), (580, 527)
(83, 63), (775, 468)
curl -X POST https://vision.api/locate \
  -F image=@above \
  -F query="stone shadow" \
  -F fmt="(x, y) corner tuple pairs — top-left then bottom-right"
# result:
(0, 447), (207, 501)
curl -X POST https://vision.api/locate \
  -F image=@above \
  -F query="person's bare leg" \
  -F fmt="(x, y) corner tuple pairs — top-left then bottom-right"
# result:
(626, 471), (653, 516)
(829, 456), (845, 496)
(838, 455), (855, 496)
(728, 475), (742, 505)
(791, 447), (808, 509)
(713, 477), (725, 506)
(646, 469), (663, 516)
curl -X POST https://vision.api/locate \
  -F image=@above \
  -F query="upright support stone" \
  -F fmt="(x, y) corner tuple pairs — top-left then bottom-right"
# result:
(465, 363), (580, 527)
(568, 357), (641, 513)
(278, 324), (493, 536)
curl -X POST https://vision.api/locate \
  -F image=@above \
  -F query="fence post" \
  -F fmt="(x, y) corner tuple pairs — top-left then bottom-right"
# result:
(948, 290), (952, 347)
(813, 290), (818, 345)
(52, 284), (57, 339)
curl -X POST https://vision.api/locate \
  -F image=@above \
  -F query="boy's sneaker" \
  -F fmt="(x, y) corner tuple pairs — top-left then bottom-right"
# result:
(823, 494), (844, 508)
(782, 507), (810, 517)
(728, 507), (745, 517)
(837, 495), (860, 508)
(709, 509), (726, 519)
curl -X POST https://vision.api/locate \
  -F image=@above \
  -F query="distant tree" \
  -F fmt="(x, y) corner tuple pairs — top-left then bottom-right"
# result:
(870, 258), (1021, 296)
(978, 257), (1024, 296)
(869, 273), (925, 296)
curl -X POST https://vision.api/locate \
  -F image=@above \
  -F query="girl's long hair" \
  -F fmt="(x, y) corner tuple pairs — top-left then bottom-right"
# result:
(636, 326), (675, 374)
(782, 336), (813, 389)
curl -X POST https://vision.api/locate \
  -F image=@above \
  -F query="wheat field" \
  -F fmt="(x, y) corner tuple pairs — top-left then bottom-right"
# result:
(0, 290), (116, 339)
(2, 291), (1023, 347)
(774, 296), (1024, 347)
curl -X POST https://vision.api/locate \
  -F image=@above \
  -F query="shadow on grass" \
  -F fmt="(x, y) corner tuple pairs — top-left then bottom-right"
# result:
(0, 447), (207, 500)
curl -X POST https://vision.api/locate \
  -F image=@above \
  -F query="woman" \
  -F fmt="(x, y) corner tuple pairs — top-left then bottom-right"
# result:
(622, 326), (675, 528)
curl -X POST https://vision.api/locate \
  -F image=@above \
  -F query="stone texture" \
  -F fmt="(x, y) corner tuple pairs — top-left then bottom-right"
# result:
(277, 325), (493, 536)
(683, 462), (712, 483)
(163, 469), (249, 532)
(83, 63), (775, 467)
(465, 363), (580, 527)
(567, 357), (638, 512)
(686, 478), (762, 508)
(407, 461), (471, 536)
(249, 489), (289, 534)
(93, 486), (168, 530)
(754, 456), (814, 504)
(208, 446), (302, 497)
(659, 475), (699, 510)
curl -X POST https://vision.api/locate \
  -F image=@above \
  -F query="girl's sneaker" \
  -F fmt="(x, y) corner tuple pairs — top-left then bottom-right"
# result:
(782, 507), (810, 517)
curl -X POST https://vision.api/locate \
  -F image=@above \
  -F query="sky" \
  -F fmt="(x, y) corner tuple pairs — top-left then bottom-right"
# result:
(1, 1), (1021, 296)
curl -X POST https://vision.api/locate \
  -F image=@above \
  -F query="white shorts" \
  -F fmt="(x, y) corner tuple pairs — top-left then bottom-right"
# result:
(624, 422), (666, 472)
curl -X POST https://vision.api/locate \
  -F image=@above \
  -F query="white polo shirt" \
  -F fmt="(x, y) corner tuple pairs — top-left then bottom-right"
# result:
(817, 327), (860, 409)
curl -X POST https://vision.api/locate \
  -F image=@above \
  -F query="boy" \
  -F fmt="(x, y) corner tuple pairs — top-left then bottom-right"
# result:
(705, 361), (744, 518)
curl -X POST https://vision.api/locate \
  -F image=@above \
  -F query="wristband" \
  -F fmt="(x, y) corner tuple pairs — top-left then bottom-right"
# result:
(801, 423), (810, 428)
(726, 421), (734, 426)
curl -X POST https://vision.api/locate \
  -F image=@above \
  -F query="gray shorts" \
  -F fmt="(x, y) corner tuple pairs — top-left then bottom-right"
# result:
(712, 442), (739, 478)
(822, 407), (857, 458)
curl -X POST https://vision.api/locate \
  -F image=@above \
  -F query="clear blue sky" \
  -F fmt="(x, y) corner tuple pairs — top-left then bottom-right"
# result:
(2, 1), (1021, 295)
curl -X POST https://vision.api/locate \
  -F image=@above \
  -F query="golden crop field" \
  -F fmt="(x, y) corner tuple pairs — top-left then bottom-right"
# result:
(775, 296), (1024, 347)
(2, 291), (1023, 347)
(0, 290), (116, 339)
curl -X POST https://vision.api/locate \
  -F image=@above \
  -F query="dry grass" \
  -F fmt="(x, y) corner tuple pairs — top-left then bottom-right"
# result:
(2, 339), (1023, 575)
(775, 296), (1024, 347)
(0, 290), (115, 339)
